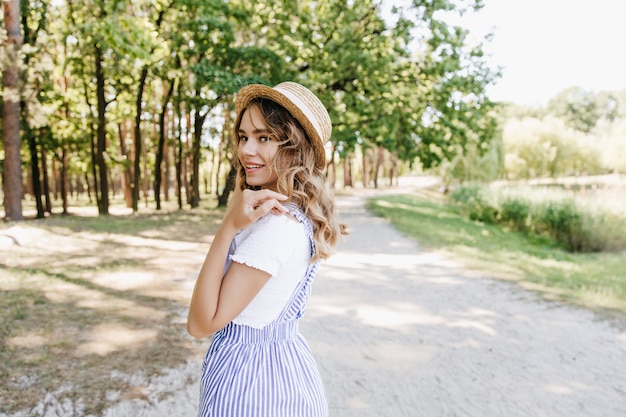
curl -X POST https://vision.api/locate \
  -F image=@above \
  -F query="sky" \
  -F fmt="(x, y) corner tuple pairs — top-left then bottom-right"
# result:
(460, 0), (626, 106)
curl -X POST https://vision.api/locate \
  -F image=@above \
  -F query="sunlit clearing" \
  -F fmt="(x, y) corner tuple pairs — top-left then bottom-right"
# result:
(325, 252), (459, 272)
(77, 323), (157, 356)
(94, 271), (155, 290)
(357, 303), (443, 328)
(8, 333), (48, 349)
(44, 281), (166, 320)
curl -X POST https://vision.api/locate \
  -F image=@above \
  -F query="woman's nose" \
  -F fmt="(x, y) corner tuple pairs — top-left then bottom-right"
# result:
(241, 139), (257, 155)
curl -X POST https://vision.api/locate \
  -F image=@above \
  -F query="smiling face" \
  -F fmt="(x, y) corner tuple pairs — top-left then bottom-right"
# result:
(237, 104), (281, 190)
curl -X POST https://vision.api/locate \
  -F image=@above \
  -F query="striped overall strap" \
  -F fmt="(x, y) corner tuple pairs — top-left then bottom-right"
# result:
(273, 204), (321, 323)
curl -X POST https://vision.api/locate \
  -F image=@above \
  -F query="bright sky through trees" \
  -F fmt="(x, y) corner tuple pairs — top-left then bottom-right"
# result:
(462, 0), (626, 106)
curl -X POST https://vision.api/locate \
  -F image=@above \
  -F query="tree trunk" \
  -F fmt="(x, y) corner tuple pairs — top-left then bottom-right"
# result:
(41, 146), (52, 213)
(84, 167), (93, 203)
(184, 112), (191, 205)
(51, 156), (59, 200)
(389, 153), (398, 186)
(175, 94), (184, 209)
(154, 80), (174, 210)
(373, 146), (384, 189)
(61, 145), (69, 215)
(326, 143), (335, 189)
(343, 154), (353, 188)
(218, 164), (236, 207)
(2, 0), (23, 221)
(26, 123), (44, 218)
(94, 43), (109, 215)
(163, 106), (171, 202)
(362, 147), (371, 188)
(214, 105), (230, 197)
(190, 112), (207, 208)
(131, 66), (148, 212)
(142, 126), (149, 207)
(118, 122), (133, 207)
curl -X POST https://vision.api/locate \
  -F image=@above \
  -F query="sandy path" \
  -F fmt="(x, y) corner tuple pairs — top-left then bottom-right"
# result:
(303, 193), (626, 416)
(11, 187), (625, 416)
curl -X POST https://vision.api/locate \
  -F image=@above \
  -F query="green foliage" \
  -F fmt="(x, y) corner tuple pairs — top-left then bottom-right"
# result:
(449, 184), (626, 253)
(536, 199), (586, 252)
(547, 87), (619, 134)
(435, 135), (504, 185)
(499, 197), (530, 231)
(367, 193), (626, 315)
(5, 0), (501, 216)
(582, 210), (626, 252)
(502, 116), (603, 179)
(448, 184), (497, 223)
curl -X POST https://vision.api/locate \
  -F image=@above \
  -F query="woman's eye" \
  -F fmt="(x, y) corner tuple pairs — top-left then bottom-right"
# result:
(259, 136), (271, 143)
(238, 136), (248, 142)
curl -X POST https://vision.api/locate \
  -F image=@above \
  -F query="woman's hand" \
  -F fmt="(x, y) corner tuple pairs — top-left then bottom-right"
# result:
(224, 187), (289, 231)
(187, 187), (289, 338)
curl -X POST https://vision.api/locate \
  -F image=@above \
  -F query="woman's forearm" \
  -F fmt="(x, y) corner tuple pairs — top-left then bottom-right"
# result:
(187, 223), (239, 338)
(186, 188), (288, 338)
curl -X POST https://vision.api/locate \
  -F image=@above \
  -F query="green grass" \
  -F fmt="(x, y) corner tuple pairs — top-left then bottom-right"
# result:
(0, 195), (225, 414)
(366, 192), (626, 321)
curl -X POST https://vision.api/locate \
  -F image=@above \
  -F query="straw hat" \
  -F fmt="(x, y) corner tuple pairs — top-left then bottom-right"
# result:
(234, 82), (332, 170)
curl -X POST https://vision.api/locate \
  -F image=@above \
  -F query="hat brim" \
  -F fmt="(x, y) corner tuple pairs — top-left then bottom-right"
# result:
(234, 84), (328, 170)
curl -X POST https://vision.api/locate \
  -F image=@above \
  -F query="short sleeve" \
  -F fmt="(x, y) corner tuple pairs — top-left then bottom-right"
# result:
(230, 214), (302, 276)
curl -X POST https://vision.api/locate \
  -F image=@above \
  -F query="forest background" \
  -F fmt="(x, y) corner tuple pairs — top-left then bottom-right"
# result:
(1, 0), (623, 221)
(2, 1), (626, 414)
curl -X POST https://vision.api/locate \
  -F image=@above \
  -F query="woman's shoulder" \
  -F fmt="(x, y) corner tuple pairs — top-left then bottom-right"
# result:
(254, 211), (306, 235)
(233, 211), (309, 267)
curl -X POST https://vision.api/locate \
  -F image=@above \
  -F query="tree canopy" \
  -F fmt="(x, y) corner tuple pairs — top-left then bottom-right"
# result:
(1, 0), (500, 218)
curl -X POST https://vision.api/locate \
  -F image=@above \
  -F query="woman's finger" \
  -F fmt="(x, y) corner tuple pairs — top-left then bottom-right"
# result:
(246, 188), (288, 202)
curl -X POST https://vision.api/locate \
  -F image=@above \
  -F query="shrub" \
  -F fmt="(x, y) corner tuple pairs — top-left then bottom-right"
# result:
(499, 197), (531, 232)
(448, 184), (626, 253)
(449, 185), (499, 224)
(582, 211), (626, 252)
(536, 200), (586, 251)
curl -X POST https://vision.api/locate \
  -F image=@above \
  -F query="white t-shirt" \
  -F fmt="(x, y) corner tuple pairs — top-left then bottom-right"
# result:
(229, 212), (311, 328)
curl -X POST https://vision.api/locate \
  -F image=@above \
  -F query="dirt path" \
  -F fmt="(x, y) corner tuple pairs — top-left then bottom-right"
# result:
(305, 192), (626, 416)
(8, 184), (626, 416)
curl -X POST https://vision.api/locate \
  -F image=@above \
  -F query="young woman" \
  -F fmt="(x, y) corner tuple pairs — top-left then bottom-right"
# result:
(187, 82), (346, 417)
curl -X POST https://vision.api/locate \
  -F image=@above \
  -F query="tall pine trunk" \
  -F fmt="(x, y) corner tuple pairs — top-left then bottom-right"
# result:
(174, 86), (184, 209)
(25, 121), (44, 218)
(132, 67), (148, 212)
(41, 145), (52, 214)
(2, 0), (23, 221)
(117, 122), (133, 207)
(94, 43), (109, 215)
(190, 112), (207, 208)
(154, 80), (174, 210)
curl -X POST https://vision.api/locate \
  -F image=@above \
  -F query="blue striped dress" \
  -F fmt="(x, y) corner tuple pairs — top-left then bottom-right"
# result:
(197, 207), (328, 417)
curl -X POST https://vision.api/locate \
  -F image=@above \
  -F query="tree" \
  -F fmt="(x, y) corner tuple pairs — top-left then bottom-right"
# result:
(235, 0), (498, 187)
(547, 87), (619, 134)
(405, 1), (498, 172)
(502, 116), (602, 179)
(20, 0), (54, 219)
(2, 0), (23, 221)
(1, 0), (505, 219)
(131, 1), (173, 212)
(174, 0), (284, 207)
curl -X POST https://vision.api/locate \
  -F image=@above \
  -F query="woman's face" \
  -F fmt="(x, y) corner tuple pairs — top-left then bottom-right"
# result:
(237, 105), (280, 190)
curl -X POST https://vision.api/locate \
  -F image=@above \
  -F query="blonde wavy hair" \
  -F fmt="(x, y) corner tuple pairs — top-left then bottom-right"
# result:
(235, 98), (347, 261)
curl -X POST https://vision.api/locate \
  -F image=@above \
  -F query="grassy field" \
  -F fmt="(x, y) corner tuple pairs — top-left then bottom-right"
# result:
(366, 190), (626, 323)
(2, 186), (625, 414)
(0, 197), (224, 415)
